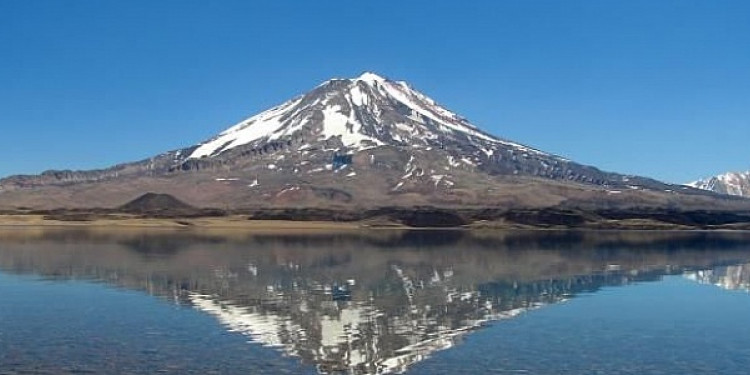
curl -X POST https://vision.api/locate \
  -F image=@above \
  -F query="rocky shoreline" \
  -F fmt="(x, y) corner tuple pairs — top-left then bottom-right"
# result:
(3, 206), (750, 231)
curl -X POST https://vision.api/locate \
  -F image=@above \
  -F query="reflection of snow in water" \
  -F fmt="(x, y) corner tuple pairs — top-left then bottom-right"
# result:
(183, 251), (704, 375)
(684, 263), (750, 292)
(189, 285), (544, 375)
(191, 295), (304, 353)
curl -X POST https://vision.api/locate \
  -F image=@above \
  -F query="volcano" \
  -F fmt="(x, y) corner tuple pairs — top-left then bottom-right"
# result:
(0, 72), (740, 211)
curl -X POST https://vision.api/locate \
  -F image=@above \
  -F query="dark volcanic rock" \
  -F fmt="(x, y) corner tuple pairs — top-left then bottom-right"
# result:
(395, 209), (468, 227)
(503, 209), (590, 227)
(119, 193), (197, 215)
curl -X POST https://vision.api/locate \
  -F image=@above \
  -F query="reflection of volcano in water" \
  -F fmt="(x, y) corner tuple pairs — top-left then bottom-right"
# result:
(3, 230), (750, 374)
(186, 262), (687, 374)
(188, 265), (540, 375)
(685, 263), (750, 292)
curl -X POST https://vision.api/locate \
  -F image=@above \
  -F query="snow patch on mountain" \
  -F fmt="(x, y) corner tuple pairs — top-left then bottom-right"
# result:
(687, 170), (750, 197)
(320, 105), (382, 149)
(188, 72), (548, 160)
(190, 97), (305, 158)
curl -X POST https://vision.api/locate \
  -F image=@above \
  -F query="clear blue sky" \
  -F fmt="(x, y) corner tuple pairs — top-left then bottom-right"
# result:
(1, 1), (748, 183)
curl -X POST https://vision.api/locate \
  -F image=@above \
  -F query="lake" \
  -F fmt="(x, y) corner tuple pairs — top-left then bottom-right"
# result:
(1, 229), (750, 374)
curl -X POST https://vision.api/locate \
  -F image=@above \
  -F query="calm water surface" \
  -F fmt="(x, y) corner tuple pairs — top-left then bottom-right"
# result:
(1, 229), (750, 374)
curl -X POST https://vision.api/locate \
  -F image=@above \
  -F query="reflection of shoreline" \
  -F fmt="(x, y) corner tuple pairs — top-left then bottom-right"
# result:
(684, 264), (750, 292)
(2, 231), (750, 374)
(5, 226), (750, 247)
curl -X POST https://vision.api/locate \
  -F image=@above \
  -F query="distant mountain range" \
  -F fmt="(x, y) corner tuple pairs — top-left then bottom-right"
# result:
(0, 72), (745, 212)
(687, 171), (750, 197)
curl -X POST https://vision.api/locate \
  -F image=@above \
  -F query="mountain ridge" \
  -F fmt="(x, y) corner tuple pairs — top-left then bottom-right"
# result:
(0, 72), (745, 212)
(687, 170), (750, 197)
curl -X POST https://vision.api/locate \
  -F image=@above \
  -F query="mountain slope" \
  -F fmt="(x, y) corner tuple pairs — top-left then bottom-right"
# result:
(188, 72), (535, 158)
(0, 72), (743, 211)
(687, 171), (750, 197)
(179, 72), (667, 189)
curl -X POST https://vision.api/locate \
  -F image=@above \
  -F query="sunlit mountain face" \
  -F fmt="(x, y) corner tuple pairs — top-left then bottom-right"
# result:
(2, 73), (737, 212)
(687, 171), (750, 197)
(2, 230), (750, 374)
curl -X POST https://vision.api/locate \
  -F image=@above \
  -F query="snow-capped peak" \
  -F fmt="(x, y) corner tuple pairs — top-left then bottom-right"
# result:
(355, 71), (387, 85)
(188, 72), (549, 159)
(687, 170), (750, 197)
